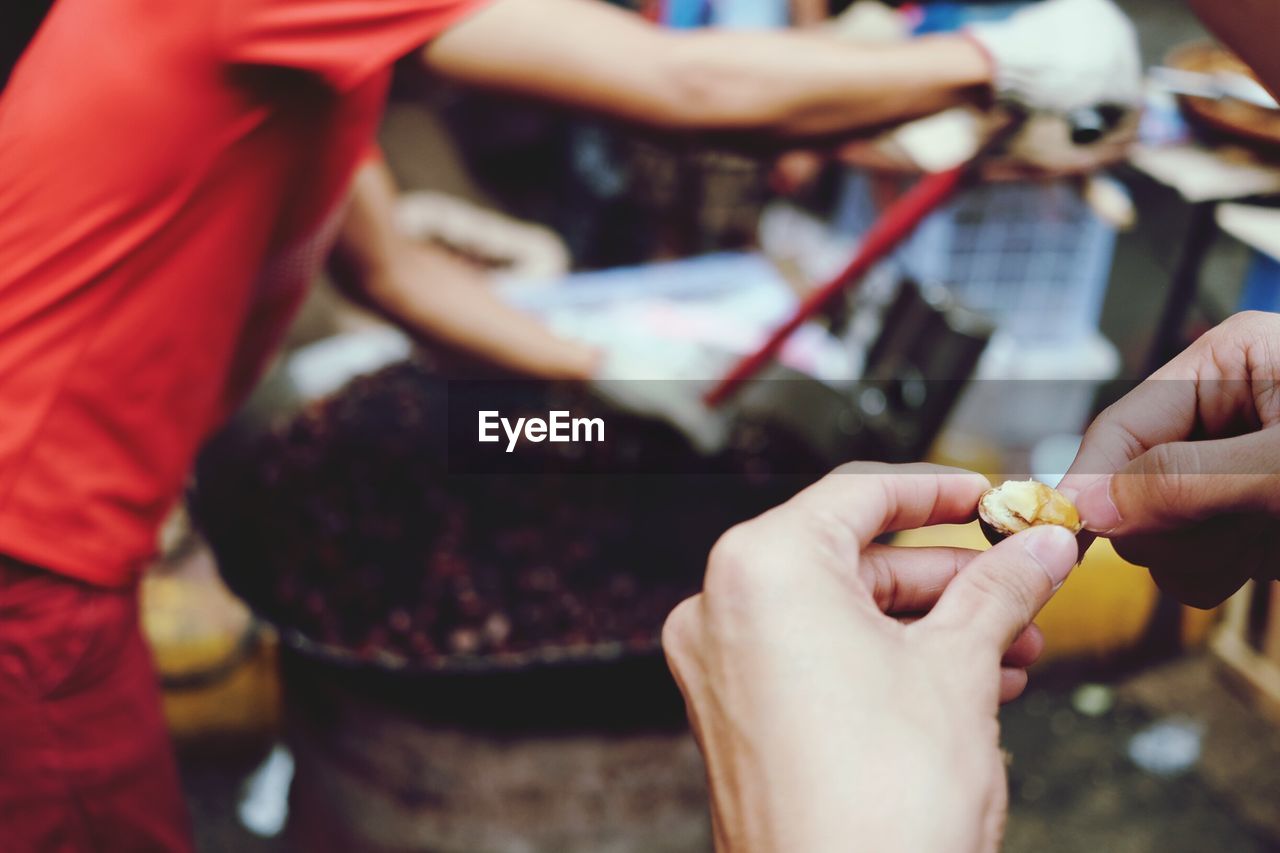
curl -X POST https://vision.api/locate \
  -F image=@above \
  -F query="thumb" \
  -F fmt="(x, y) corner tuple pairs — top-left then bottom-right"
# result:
(1072, 431), (1280, 536)
(926, 525), (1078, 654)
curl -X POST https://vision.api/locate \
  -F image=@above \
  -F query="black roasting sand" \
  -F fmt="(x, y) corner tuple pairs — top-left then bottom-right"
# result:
(192, 360), (824, 666)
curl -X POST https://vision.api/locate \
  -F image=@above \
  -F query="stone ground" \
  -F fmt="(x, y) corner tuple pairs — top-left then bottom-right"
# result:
(178, 654), (1280, 853)
(178, 1), (1280, 849)
(1001, 657), (1280, 853)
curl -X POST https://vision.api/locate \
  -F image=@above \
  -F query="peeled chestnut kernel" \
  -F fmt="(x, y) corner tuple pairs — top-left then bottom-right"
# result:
(977, 480), (1082, 545)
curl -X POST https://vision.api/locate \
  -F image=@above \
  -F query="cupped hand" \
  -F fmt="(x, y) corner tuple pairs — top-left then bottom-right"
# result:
(1059, 311), (1280, 608)
(663, 463), (1078, 853)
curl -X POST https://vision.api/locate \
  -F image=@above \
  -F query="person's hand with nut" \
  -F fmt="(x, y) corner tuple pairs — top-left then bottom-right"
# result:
(663, 463), (1079, 853)
(1058, 311), (1280, 608)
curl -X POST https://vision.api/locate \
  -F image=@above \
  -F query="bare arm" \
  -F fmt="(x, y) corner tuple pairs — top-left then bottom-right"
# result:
(330, 159), (600, 380)
(423, 0), (991, 139)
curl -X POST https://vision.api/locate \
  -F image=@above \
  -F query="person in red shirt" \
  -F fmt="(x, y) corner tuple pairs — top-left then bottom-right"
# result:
(0, 0), (1136, 848)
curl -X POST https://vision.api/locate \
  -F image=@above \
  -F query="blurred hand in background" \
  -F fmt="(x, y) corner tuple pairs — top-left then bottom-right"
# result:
(663, 463), (1078, 852)
(330, 158), (602, 381)
(1060, 312), (1280, 608)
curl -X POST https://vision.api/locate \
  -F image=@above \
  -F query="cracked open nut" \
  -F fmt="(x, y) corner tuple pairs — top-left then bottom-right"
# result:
(977, 480), (1082, 545)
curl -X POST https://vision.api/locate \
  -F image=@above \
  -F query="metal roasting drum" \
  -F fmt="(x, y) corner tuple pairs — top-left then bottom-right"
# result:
(193, 277), (990, 676)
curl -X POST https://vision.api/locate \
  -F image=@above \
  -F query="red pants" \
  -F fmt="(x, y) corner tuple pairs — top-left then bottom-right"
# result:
(0, 556), (193, 852)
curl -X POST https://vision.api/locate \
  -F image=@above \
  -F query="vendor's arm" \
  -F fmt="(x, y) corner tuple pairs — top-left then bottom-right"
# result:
(424, 0), (1140, 141)
(330, 158), (600, 380)
(423, 0), (992, 139)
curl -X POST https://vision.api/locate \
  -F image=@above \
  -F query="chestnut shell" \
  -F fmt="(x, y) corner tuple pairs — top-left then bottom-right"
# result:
(977, 480), (1081, 545)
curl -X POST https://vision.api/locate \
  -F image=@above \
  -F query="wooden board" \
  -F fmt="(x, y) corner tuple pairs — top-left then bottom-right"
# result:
(1210, 581), (1280, 723)
(1265, 582), (1280, 663)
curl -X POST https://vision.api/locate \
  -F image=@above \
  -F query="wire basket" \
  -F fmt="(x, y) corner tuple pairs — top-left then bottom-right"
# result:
(833, 172), (1118, 344)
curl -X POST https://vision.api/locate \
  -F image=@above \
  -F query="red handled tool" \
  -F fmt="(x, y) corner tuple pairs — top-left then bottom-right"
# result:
(703, 118), (1023, 408)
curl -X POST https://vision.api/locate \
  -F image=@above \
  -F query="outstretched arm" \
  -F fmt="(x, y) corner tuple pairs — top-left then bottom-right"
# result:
(423, 0), (992, 139)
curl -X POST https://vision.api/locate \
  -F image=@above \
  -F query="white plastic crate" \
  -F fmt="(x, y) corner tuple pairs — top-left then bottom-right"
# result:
(944, 330), (1121, 449)
(833, 173), (1118, 344)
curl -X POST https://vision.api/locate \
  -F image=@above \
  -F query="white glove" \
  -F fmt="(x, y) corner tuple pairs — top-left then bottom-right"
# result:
(968, 0), (1142, 115)
(590, 340), (733, 454)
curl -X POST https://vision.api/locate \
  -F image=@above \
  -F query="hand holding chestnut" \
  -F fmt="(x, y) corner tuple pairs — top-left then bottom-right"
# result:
(663, 463), (1078, 853)
(1058, 312), (1280, 608)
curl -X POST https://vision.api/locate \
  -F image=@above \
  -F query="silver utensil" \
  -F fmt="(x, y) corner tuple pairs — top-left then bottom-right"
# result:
(1151, 66), (1280, 111)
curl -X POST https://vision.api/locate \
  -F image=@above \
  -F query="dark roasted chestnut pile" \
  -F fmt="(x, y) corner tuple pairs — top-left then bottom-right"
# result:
(191, 359), (823, 666)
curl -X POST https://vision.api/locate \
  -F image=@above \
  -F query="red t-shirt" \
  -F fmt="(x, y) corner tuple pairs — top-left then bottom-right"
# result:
(0, 0), (484, 586)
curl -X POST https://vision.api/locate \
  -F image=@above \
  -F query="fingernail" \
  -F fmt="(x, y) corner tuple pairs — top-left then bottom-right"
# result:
(1023, 525), (1078, 588)
(1074, 475), (1121, 533)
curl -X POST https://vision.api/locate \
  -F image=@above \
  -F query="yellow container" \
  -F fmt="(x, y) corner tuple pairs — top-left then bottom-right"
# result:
(141, 545), (280, 741)
(892, 521), (1160, 664)
(920, 436), (1216, 661)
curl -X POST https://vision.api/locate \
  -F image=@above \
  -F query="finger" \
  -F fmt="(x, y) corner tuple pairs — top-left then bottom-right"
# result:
(1111, 515), (1263, 608)
(1002, 623), (1044, 669)
(1058, 380), (1200, 499)
(1070, 431), (1280, 535)
(787, 462), (990, 552)
(999, 668), (1029, 704)
(859, 544), (979, 613)
(700, 464), (981, 612)
(712, 464), (987, 620)
(1060, 315), (1277, 496)
(900, 612), (1041, 671)
(890, 598), (1043, 666)
(1119, 541), (1249, 610)
(1150, 562), (1250, 611)
(661, 595), (702, 685)
(926, 525), (1078, 654)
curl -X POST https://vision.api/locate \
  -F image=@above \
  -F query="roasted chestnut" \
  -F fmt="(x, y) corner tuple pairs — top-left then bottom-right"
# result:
(977, 480), (1082, 545)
